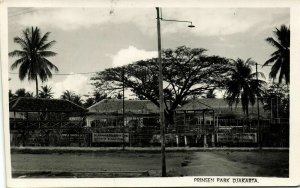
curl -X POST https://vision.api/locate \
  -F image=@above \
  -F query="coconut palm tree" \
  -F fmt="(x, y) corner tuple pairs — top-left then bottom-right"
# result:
(60, 90), (75, 101)
(225, 58), (266, 117)
(60, 90), (83, 106)
(9, 26), (58, 97)
(39, 85), (54, 99)
(264, 25), (290, 84)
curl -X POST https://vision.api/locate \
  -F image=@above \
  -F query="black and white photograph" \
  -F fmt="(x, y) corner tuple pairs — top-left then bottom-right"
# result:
(0, 0), (299, 187)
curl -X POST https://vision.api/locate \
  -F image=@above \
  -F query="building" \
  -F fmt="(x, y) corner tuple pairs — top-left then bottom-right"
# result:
(9, 97), (87, 146)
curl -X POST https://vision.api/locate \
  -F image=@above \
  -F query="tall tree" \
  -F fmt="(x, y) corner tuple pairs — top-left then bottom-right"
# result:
(92, 46), (231, 124)
(225, 58), (266, 117)
(9, 26), (59, 97)
(39, 85), (54, 99)
(264, 25), (290, 84)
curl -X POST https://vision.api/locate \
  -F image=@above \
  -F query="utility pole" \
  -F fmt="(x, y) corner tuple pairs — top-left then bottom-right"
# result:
(256, 63), (261, 150)
(156, 7), (166, 177)
(122, 67), (125, 150)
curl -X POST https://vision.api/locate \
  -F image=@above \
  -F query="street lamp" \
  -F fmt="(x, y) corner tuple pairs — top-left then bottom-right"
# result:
(156, 7), (195, 177)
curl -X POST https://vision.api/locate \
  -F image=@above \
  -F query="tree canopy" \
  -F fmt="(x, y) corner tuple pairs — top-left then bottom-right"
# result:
(9, 26), (58, 97)
(225, 58), (266, 116)
(39, 85), (54, 99)
(92, 46), (231, 121)
(264, 25), (290, 84)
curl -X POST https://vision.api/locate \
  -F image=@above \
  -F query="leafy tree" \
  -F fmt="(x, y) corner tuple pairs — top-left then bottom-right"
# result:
(84, 98), (95, 108)
(9, 26), (58, 97)
(14, 88), (34, 98)
(264, 25), (290, 84)
(9, 90), (15, 101)
(225, 58), (266, 117)
(92, 46), (231, 124)
(263, 83), (289, 118)
(39, 85), (54, 99)
(93, 90), (107, 103)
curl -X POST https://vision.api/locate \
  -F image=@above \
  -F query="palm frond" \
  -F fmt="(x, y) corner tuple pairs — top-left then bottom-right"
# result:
(11, 56), (27, 70)
(39, 40), (56, 51)
(265, 37), (284, 50)
(9, 50), (28, 58)
(38, 51), (57, 57)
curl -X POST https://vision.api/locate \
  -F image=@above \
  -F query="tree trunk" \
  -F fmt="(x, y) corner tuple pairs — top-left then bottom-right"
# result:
(35, 75), (38, 98)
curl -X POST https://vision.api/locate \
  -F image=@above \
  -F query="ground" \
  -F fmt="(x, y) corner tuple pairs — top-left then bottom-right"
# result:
(11, 149), (289, 178)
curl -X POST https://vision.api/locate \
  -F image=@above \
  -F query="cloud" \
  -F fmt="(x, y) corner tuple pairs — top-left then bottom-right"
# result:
(111, 46), (157, 67)
(46, 73), (93, 98)
(14, 7), (289, 37)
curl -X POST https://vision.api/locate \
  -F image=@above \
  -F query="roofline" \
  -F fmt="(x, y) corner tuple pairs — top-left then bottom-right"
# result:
(87, 99), (158, 110)
(9, 97), (88, 112)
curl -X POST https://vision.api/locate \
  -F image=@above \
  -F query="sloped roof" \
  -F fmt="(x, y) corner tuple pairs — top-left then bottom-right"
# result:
(176, 98), (268, 118)
(9, 97), (87, 112)
(88, 99), (159, 114)
(176, 100), (212, 111)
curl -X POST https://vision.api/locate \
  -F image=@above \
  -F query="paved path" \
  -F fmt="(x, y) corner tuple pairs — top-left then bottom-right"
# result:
(181, 152), (260, 176)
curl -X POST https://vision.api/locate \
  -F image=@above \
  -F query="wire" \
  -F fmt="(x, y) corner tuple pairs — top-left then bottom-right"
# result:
(8, 8), (37, 18)
(9, 71), (99, 76)
(8, 8), (34, 16)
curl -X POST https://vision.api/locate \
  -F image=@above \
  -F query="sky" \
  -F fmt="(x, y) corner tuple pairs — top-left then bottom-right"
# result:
(7, 7), (289, 99)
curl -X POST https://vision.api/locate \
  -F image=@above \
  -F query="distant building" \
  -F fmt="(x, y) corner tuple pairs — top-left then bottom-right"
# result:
(178, 98), (268, 119)
(86, 99), (160, 128)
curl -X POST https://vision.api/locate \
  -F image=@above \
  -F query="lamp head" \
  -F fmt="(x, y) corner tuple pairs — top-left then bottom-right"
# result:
(188, 23), (195, 28)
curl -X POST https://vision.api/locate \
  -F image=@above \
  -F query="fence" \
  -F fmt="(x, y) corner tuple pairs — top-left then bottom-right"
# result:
(9, 117), (289, 147)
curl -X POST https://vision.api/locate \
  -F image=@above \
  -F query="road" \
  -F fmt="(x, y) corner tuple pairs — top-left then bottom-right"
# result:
(181, 151), (288, 177)
(10, 150), (288, 177)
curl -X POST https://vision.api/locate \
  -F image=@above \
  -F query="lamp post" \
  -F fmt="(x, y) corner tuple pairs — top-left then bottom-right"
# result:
(255, 63), (261, 150)
(156, 7), (195, 177)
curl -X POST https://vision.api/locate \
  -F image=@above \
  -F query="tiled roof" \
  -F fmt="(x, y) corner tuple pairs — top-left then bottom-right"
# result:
(88, 99), (159, 114)
(9, 97), (87, 112)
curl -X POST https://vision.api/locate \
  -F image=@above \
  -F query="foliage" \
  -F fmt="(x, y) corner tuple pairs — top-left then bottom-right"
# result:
(203, 89), (216, 98)
(60, 90), (83, 106)
(264, 25), (290, 84)
(91, 46), (231, 123)
(263, 83), (289, 118)
(9, 88), (33, 101)
(9, 26), (58, 97)
(225, 58), (266, 116)
(39, 85), (54, 99)
(83, 90), (107, 108)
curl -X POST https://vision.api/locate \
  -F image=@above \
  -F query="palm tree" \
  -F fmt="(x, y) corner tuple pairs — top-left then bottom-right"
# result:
(72, 95), (83, 106)
(60, 90), (75, 101)
(39, 85), (54, 99)
(60, 90), (83, 106)
(264, 25), (290, 84)
(225, 58), (266, 117)
(9, 26), (58, 97)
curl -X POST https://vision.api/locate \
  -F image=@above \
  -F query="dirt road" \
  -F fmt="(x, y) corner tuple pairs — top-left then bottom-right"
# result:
(181, 151), (288, 177)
